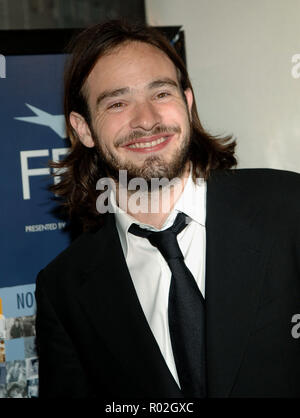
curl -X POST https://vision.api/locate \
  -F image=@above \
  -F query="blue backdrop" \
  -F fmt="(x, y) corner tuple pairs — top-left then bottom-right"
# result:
(0, 54), (70, 398)
(0, 54), (70, 289)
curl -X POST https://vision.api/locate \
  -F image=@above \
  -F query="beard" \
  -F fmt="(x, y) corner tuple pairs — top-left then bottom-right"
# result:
(92, 123), (192, 187)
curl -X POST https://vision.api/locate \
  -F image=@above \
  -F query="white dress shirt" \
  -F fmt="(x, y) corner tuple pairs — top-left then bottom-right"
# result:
(111, 172), (206, 386)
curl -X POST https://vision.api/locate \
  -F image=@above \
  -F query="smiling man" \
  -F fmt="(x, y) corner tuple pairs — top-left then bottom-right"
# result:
(75, 42), (192, 179)
(35, 20), (300, 399)
(69, 40), (193, 226)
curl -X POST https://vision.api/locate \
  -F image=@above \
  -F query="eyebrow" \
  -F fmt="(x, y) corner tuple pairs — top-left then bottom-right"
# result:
(148, 78), (179, 90)
(96, 87), (130, 108)
(95, 78), (179, 108)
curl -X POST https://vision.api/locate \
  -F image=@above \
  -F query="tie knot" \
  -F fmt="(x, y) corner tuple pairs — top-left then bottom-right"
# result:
(148, 229), (183, 260)
(129, 212), (188, 261)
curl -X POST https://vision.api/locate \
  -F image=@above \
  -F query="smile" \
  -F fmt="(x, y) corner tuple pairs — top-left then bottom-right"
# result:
(128, 137), (168, 148)
(122, 134), (173, 153)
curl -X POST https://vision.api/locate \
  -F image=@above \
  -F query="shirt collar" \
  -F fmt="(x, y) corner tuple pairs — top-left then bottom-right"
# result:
(111, 169), (206, 257)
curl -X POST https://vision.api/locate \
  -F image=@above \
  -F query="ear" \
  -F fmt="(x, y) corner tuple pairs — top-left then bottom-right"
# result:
(184, 88), (193, 119)
(69, 111), (95, 148)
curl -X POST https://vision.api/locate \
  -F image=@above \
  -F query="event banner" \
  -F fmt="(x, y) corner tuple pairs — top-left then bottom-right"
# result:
(0, 54), (71, 397)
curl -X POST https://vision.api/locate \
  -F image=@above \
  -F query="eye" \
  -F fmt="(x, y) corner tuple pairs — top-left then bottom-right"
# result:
(156, 91), (170, 99)
(107, 102), (125, 110)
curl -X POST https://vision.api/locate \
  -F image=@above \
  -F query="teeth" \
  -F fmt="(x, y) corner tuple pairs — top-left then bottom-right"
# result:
(128, 137), (167, 149)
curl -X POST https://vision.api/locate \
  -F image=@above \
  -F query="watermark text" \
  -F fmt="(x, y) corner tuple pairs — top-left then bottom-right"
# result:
(291, 314), (300, 339)
(291, 54), (300, 79)
(0, 54), (6, 78)
(96, 170), (200, 215)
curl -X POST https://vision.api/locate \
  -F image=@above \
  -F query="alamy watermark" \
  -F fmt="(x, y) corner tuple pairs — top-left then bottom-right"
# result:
(291, 314), (300, 339)
(95, 170), (201, 215)
(291, 54), (300, 79)
(0, 54), (6, 78)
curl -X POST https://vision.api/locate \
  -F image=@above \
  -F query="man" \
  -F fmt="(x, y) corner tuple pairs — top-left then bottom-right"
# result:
(35, 20), (300, 398)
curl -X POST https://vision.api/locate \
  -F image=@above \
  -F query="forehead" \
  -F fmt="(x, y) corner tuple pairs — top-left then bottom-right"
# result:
(85, 41), (179, 103)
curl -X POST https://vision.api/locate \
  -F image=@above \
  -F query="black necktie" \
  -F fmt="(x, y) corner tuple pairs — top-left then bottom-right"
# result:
(129, 212), (206, 398)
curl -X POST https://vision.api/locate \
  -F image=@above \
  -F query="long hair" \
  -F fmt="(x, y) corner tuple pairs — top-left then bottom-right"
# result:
(51, 20), (237, 232)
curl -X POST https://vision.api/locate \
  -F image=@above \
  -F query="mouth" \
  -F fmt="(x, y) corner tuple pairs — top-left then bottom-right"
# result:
(121, 134), (173, 153)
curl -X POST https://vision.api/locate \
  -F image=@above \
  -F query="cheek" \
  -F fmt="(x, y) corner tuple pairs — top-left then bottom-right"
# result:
(95, 113), (130, 145)
(162, 102), (190, 124)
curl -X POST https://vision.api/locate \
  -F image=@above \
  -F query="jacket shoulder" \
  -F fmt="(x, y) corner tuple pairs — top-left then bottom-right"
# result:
(209, 168), (300, 218)
(211, 167), (300, 186)
(211, 167), (300, 194)
(36, 218), (110, 290)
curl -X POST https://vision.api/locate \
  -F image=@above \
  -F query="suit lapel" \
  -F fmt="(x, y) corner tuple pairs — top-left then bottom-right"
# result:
(75, 214), (182, 398)
(205, 171), (274, 397)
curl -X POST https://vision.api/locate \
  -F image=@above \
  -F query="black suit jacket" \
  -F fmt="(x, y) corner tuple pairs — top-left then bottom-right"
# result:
(35, 169), (300, 398)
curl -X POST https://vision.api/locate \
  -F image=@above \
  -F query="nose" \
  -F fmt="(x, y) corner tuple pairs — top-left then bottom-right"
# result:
(130, 101), (162, 131)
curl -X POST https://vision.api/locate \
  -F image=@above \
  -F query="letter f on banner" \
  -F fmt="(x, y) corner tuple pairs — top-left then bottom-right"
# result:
(20, 150), (50, 199)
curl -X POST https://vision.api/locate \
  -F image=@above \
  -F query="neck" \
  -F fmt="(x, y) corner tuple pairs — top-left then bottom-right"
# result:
(116, 162), (190, 229)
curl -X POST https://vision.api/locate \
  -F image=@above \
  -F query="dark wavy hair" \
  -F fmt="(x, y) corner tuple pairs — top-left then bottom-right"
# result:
(50, 20), (237, 232)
